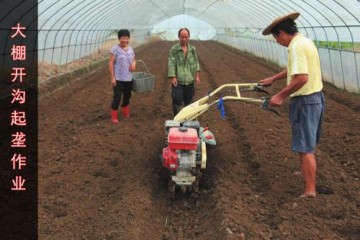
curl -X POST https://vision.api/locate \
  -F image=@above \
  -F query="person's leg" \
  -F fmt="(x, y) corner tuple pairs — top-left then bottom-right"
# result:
(290, 93), (323, 197)
(172, 85), (184, 116)
(111, 81), (122, 110)
(315, 92), (325, 144)
(121, 81), (132, 107)
(299, 152), (316, 197)
(183, 83), (195, 106)
(121, 81), (132, 117)
(110, 81), (122, 123)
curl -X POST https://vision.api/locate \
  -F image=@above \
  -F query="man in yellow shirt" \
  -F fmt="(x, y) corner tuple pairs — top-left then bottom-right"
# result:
(260, 12), (325, 198)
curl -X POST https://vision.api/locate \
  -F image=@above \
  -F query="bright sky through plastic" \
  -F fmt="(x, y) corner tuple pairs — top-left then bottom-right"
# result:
(152, 14), (216, 40)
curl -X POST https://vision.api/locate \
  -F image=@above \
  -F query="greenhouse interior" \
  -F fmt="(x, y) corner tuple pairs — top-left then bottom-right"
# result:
(1, 1), (360, 240)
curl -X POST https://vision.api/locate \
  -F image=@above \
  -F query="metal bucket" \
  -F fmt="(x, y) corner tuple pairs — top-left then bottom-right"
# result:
(132, 60), (154, 93)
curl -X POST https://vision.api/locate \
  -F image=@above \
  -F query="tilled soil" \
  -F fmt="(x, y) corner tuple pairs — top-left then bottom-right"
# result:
(38, 41), (360, 240)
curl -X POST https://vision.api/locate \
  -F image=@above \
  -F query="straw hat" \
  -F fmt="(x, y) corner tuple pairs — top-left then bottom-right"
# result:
(262, 12), (300, 35)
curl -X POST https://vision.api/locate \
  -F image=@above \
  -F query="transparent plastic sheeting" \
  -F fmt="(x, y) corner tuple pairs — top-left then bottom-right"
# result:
(35, 0), (360, 92)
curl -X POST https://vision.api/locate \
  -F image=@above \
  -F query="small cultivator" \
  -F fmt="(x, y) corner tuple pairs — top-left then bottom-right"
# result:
(161, 83), (278, 197)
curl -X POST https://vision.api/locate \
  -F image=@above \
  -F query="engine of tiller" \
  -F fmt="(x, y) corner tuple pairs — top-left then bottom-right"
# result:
(161, 120), (215, 196)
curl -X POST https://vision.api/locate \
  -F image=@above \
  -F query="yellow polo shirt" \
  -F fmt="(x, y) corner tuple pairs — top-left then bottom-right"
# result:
(287, 34), (323, 97)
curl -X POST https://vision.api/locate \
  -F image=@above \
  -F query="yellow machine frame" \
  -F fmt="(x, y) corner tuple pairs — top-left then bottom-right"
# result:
(174, 83), (266, 122)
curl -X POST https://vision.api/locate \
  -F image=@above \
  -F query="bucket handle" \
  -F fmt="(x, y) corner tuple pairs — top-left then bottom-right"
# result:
(136, 60), (152, 75)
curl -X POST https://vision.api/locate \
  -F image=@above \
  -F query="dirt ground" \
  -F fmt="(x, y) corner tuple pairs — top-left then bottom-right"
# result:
(38, 41), (360, 240)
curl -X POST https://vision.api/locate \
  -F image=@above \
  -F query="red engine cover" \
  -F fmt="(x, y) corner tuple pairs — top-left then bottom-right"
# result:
(167, 127), (199, 150)
(162, 147), (178, 170)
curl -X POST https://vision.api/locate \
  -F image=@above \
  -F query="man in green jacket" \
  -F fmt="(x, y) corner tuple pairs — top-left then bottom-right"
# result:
(168, 28), (201, 116)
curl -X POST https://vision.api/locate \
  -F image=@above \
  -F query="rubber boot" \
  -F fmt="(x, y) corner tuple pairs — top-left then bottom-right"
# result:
(121, 106), (130, 118)
(110, 109), (119, 124)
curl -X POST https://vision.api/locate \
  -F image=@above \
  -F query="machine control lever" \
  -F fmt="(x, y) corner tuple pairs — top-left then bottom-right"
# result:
(261, 97), (280, 116)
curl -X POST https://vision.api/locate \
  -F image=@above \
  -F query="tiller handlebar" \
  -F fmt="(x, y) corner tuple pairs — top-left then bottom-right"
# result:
(174, 83), (279, 122)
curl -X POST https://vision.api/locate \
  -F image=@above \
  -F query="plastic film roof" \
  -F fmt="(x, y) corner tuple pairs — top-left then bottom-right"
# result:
(35, 0), (360, 93)
(1, 1), (359, 94)
(38, 0), (360, 31)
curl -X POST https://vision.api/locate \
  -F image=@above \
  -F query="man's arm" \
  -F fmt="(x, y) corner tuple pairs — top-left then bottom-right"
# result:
(259, 69), (287, 86)
(168, 47), (177, 78)
(195, 71), (200, 85)
(194, 48), (201, 85)
(270, 74), (308, 106)
(168, 47), (178, 86)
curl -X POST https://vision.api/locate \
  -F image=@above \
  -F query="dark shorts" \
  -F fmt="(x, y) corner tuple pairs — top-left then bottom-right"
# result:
(289, 91), (325, 153)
